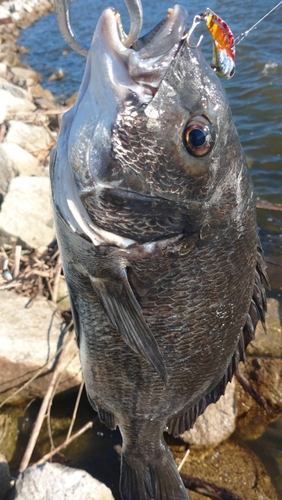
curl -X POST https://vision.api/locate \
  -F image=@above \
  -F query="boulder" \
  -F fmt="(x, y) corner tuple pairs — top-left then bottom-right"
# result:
(0, 176), (55, 248)
(4, 120), (54, 155)
(0, 79), (36, 121)
(0, 291), (82, 405)
(13, 462), (114, 500)
(181, 380), (236, 446)
(0, 143), (39, 179)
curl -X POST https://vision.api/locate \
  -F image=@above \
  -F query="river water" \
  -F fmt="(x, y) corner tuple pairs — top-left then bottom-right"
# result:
(18, 0), (282, 497)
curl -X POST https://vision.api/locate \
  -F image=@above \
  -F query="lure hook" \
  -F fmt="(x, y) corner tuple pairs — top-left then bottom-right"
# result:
(54, 0), (143, 55)
(185, 14), (204, 48)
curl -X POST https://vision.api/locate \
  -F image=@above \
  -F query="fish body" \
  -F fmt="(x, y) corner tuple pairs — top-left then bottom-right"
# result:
(51, 5), (267, 500)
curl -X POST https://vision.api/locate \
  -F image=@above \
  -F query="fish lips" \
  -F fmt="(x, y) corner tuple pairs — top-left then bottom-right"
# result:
(87, 4), (189, 101)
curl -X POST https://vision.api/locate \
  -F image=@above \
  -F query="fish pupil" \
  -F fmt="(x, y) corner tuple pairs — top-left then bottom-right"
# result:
(189, 128), (206, 147)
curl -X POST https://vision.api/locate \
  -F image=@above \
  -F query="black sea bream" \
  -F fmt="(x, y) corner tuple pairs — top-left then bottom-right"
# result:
(51, 3), (268, 499)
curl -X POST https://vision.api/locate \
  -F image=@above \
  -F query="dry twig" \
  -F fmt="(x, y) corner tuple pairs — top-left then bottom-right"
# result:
(66, 381), (85, 441)
(236, 371), (271, 413)
(18, 329), (75, 473)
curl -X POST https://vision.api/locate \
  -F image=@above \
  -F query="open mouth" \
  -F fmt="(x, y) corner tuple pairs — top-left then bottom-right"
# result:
(101, 4), (188, 93)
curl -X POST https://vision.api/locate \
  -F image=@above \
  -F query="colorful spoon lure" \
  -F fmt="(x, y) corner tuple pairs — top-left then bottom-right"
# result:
(186, 8), (236, 79)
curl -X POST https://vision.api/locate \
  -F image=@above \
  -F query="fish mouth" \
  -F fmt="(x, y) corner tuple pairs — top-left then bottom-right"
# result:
(96, 4), (188, 98)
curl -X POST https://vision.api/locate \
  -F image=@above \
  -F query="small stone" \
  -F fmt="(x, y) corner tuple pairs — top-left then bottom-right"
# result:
(0, 176), (55, 248)
(48, 68), (64, 81)
(14, 462), (114, 500)
(181, 380), (236, 446)
(4, 120), (54, 155)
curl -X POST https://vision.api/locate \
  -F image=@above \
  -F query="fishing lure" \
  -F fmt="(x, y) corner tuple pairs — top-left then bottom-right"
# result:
(186, 8), (235, 79)
(186, 1), (282, 79)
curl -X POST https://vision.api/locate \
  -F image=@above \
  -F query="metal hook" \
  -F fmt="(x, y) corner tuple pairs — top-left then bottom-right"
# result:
(184, 14), (204, 48)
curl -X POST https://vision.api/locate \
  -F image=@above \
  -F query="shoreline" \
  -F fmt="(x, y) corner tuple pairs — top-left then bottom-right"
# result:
(0, 0), (54, 29)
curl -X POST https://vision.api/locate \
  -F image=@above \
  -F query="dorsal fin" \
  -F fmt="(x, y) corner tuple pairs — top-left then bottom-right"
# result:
(167, 244), (268, 436)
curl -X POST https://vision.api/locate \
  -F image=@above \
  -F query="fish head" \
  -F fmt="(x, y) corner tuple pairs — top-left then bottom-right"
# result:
(53, 4), (253, 245)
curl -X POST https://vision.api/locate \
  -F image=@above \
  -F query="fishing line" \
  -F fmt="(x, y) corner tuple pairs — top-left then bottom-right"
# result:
(235, 0), (282, 44)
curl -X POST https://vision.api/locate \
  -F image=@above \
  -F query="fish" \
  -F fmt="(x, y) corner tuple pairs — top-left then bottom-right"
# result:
(50, 2), (268, 499)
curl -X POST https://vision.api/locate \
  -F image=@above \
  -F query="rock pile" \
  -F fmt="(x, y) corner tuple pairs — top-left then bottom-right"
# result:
(0, 0), (80, 403)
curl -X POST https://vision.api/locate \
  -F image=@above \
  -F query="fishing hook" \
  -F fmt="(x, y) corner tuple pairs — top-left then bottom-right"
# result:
(184, 14), (204, 48)
(54, 0), (143, 56)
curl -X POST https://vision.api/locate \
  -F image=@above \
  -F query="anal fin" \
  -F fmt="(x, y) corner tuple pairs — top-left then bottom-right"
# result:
(97, 406), (116, 430)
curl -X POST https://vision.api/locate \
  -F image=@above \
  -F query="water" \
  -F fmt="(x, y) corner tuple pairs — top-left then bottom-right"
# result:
(18, 0), (282, 496)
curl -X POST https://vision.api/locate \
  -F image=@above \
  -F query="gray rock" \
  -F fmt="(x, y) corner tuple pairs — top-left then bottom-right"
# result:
(181, 379), (236, 446)
(0, 143), (39, 177)
(0, 88), (36, 121)
(0, 176), (55, 248)
(14, 462), (114, 500)
(0, 291), (82, 405)
(0, 454), (11, 500)
(0, 79), (33, 101)
(4, 120), (54, 155)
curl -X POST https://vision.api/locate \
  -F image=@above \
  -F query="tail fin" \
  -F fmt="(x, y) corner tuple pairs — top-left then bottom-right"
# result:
(120, 439), (190, 500)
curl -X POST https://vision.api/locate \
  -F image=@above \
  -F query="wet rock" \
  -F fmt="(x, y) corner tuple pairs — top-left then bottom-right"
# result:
(0, 291), (81, 405)
(13, 462), (114, 500)
(0, 176), (55, 248)
(0, 142), (39, 178)
(4, 120), (54, 155)
(181, 380), (236, 447)
(0, 454), (11, 500)
(172, 437), (278, 500)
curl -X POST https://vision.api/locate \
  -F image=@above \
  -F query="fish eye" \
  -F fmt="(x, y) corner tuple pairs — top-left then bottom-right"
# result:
(183, 116), (216, 157)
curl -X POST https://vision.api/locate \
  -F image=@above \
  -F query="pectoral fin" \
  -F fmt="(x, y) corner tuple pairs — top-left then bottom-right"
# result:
(90, 268), (167, 383)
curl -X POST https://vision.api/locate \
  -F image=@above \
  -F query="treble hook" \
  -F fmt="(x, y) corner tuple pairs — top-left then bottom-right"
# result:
(54, 0), (143, 56)
(184, 14), (204, 48)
